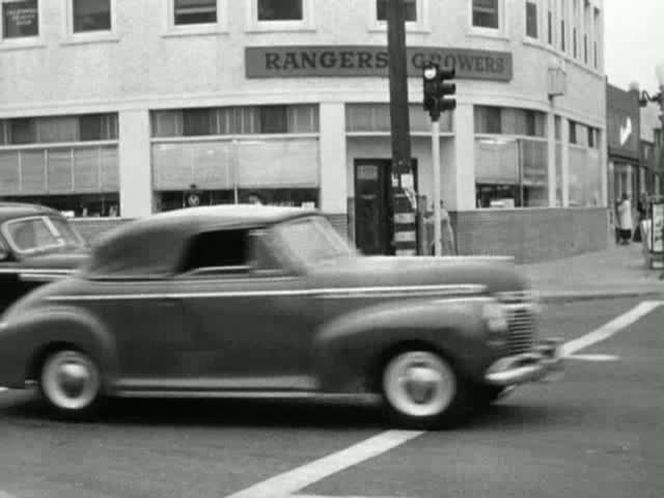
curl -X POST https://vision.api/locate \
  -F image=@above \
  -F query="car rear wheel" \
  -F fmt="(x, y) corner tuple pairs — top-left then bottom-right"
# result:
(39, 350), (102, 419)
(381, 350), (470, 430)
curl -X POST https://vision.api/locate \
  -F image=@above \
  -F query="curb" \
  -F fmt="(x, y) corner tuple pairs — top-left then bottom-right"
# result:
(539, 289), (664, 303)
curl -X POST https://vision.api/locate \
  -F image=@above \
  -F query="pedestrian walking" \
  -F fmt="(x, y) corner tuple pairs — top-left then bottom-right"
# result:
(633, 193), (648, 243)
(617, 193), (633, 245)
(428, 200), (457, 256)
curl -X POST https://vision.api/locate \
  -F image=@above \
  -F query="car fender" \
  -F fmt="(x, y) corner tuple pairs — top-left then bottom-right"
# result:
(0, 305), (118, 390)
(312, 297), (494, 393)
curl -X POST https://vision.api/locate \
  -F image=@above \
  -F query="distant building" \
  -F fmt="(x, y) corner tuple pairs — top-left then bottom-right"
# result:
(0, 0), (607, 261)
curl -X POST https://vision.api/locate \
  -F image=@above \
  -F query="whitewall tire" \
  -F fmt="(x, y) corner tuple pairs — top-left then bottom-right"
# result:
(381, 350), (470, 429)
(40, 350), (102, 419)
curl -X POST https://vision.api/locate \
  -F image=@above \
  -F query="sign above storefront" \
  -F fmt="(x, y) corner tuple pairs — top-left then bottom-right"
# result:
(246, 46), (513, 82)
(607, 84), (641, 161)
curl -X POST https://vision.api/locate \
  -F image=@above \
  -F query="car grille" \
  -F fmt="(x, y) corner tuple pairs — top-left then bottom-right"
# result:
(496, 291), (537, 355)
(504, 306), (536, 355)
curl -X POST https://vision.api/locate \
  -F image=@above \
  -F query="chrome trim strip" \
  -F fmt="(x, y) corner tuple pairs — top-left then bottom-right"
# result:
(46, 284), (486, 302)
(0, 268), (73, 275)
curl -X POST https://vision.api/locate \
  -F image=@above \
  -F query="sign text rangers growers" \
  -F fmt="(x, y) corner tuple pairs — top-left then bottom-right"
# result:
(246, 46), (513, 82)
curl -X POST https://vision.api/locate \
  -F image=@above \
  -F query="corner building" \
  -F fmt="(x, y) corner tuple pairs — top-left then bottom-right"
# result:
(0, 0), (608, 262)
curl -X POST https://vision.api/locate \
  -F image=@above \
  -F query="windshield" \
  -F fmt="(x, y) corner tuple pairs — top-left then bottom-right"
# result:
(273, 216), (356, 266)
(3, 216), (86, 255)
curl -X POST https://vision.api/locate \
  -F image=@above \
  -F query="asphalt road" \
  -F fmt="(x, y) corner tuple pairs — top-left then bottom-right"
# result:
(0, 297), (662, 498)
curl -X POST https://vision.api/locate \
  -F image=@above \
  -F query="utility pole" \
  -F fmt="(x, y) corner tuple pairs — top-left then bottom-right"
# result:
(386, 0), (416, 256)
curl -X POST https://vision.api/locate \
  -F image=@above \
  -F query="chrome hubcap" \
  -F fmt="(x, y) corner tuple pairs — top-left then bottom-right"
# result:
(42, 351), (99, 411)
(384, 351), (456, 418)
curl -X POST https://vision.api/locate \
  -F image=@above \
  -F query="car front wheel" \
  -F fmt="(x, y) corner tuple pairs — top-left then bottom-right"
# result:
(381, 350), (470, 430)
(39, 349), (102, 419)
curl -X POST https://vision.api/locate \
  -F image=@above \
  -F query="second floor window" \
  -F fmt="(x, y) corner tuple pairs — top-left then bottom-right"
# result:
(472, 0), (499, 29)
(2, 0), (39, 39)
(258, 0), (303, 21)
(526, 0), (538, 38)
(73, 0), (111, 33)
(174, 0), (217, 25)
(376, 0), (417, 22)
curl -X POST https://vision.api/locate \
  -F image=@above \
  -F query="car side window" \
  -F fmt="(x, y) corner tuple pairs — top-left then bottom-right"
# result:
(180, 229), (249, 274)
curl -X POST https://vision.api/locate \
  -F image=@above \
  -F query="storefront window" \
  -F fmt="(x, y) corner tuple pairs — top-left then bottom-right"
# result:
(2, 0), (38, 39)
(346, 104), (453, 133)
(174, 0), (216, 25)
(152, 105), (319, 137)
(474, 106), (546, 137)
(376, 0), (417, 22)
(154, 188), (318, 212)
(257, 0), (302, 21)
(474, 137), (548, 208)
(570, 146), (602, 207)
(1, 114), (118, 144)
(72, 0), (111, 33)
(0, 193), (120, 218)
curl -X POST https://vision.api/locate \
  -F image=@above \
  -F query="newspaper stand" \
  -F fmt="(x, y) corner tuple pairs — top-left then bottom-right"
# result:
(649, 197), (664, 270)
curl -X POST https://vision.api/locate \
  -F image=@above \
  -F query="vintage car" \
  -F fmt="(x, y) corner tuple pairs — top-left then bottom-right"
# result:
(0, 205), (562, 429)
(0, 202), (89, 316)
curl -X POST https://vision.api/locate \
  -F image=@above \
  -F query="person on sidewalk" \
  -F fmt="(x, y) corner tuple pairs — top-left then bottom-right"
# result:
(633, 193), (648, 243)
(617, 193), (633, 245)
(427, 200), (457, 256)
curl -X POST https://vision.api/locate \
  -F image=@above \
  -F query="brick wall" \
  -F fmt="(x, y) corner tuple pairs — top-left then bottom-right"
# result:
(449, 208), (610, 263)
(72, 213), (349, 245)
(71, 218), (133, 245)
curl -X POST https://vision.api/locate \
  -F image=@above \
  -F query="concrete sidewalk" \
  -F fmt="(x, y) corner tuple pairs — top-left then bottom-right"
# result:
(519, 243), (664, 302)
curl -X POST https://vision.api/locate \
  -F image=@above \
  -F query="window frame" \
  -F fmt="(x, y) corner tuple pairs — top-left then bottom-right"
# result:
(0, 0), (43, 49)
(469, 0), (507, 38)
(65, 0), (115, 40)
(369, 0), (429, 33)
(246, 0), (314, 33)
(525, 0), (539, 40)
(164, 0), (227, 36)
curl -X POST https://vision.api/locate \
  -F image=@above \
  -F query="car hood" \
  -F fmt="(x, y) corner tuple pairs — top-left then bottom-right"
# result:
(20, 250), (89, 271)
(309, 255), (531, 296)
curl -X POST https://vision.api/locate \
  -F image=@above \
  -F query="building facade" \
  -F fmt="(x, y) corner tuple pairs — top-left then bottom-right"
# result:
(0, 0), (608, 262)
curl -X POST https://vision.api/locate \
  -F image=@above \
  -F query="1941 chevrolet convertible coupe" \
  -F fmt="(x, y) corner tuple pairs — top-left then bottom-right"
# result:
(0, 205), (563, 429)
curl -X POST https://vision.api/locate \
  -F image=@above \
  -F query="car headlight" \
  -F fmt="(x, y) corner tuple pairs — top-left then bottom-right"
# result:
(482, 301), (509, 334)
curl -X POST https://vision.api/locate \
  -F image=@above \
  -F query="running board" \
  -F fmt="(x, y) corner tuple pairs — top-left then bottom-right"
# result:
(113, 390), (381, 404)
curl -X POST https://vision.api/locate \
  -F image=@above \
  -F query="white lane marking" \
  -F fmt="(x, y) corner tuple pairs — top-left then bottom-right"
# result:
(562, 301), (663, 357)
(0, 387), (8, 393)
(565, 354), (621, 362)
(225, 430), (423, 498)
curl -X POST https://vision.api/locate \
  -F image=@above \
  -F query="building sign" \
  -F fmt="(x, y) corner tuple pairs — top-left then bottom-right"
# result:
(246, 46), (513, 82)
(607, 84), (641, 161)
(2, 0), (39, 38)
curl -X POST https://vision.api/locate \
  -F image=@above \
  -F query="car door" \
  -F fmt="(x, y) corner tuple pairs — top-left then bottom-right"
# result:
(175, 227), (318, 391)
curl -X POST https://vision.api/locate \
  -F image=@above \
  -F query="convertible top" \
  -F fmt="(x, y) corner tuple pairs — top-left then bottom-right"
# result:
(0, 202), (61, 224)
(84, 205), (319, 278)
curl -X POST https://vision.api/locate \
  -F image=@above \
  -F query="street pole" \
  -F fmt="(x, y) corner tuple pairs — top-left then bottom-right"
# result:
(387, 0), (416, 256)
(431, 119), (442, 256)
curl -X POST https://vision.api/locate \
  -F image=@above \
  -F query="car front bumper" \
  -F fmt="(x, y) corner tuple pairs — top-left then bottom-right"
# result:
(484, 338), (564, 386)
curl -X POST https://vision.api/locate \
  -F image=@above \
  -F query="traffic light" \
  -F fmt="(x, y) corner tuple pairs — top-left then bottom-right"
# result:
(422, 63), (457, 121)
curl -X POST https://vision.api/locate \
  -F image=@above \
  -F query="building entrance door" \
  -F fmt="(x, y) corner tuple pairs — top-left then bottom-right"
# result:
(353, 159), (418, 256)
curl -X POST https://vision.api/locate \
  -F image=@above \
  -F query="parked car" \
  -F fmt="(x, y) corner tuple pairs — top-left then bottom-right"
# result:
(0, 205), (562, 429)
(0, 202), (89, 316)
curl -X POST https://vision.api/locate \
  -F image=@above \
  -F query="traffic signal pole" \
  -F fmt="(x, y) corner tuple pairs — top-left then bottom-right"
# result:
(387, 0), (416, 256)
(422, 62), (456, 256)
(431, 118), (442, 256)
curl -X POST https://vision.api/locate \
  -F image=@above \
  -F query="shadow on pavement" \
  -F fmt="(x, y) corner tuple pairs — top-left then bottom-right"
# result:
(2, 390), (578, 432)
